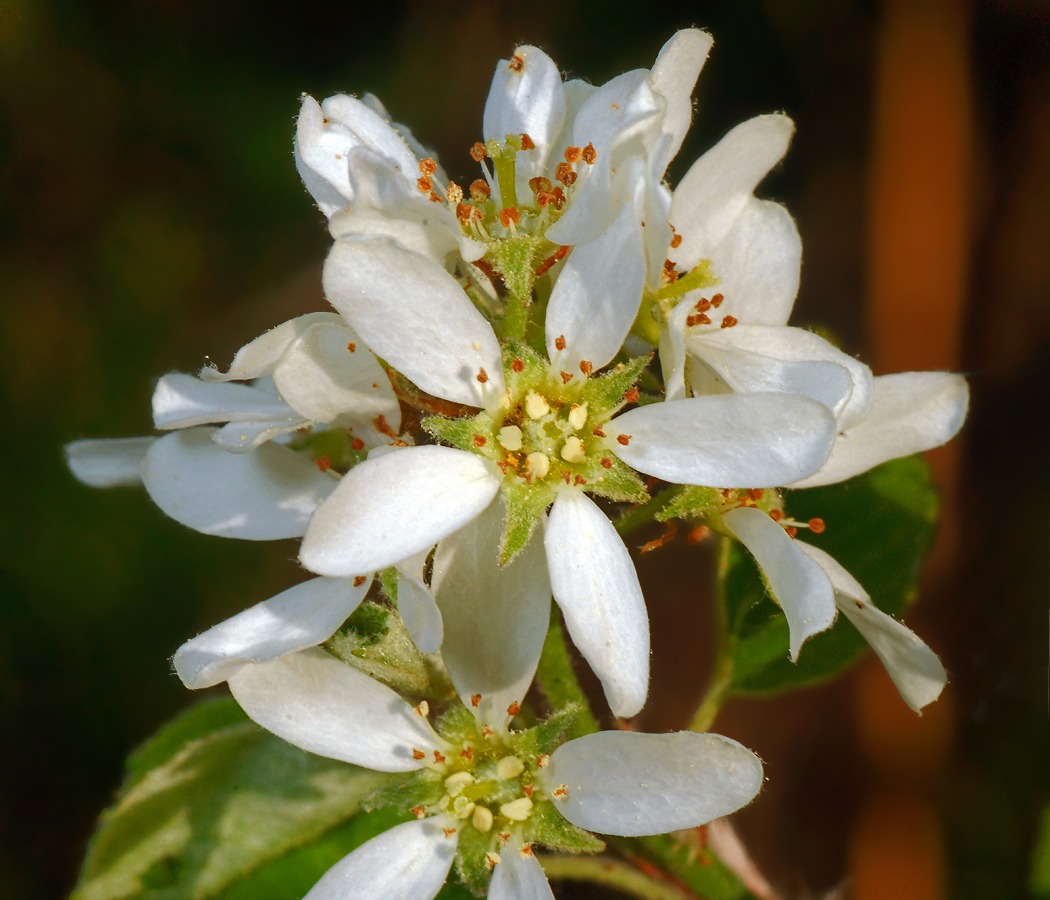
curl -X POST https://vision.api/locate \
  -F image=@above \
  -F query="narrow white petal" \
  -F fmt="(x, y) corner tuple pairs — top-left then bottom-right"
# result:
(611, 394), (835, 488)
(294, 95), (355, 216)
(796, 542), (946, 711)
(320, 94), (420, 177)
(546, 172), (647, 372)
(483, 46), (566, 195)
(545, 490), (649, 718)
(722, 507), (836, 660)
(431, 496), (551, 728)
(659, 304), (692, 402)
(687, 335), (855, 422)
(228, 648), (443, 771)
(790, 371), (970, 488)
(396, 573), (444, 655)
(142, 428), (336, 540)
(65, 437), (154, 487)
(323, 237), (505, 408)
(648, 29), (714, 175)
(670, 115), (794, 271)
(544, 731), (763, 836)
(548, 79), (599, 171)
(304, 818), (456, 900)
(692, 324), (873, 429)
(173, 576), (372, 689)
(488, 835), (555, 900)
(211, 416), (308, 454)
(199, 312), (344, 382)
(152, 372), (296, 430)
(272, 321), (401, 443)
(300, 446), (502, 577)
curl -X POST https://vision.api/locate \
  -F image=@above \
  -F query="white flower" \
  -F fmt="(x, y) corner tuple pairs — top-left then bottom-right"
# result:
(307, 226), (837, 718)
(654, 114), (968, 485)
(722, 506), (946, 711)
(65, 313), (402, 542)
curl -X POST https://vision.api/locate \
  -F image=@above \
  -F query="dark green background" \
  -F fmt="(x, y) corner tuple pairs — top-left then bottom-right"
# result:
(1, 1), (1047, 897)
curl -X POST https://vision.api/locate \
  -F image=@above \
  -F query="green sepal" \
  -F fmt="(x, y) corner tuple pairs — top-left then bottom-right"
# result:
(287, 428), (369, 472)
(324, 605), (455, 700)
(586, 454), (649, 504)
(378, 567), (399, 604)
(501, 342), (549, 398)
(580, 353), (652, 414)
(521, 800), (605, 854)
(362, 768), (445, 814)
(455, 826), (498, 896)
(510, 705), (579, 761)
(499, 481), (555, 565)
(656, 485), (722, 522)
(435, 701), (479, 745)
(423, 412), (497, 456)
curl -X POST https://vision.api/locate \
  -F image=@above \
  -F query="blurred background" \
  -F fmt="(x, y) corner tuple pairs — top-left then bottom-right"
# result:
(1, 0), (1048, 897)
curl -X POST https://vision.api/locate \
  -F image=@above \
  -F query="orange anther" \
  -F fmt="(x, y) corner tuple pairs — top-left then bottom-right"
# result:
(477, 368), (489, 384)
(315, 456), (331, 472)
(687, 525), (711, 545)
(561, 471), (571, 483)
(592, 426), (606, 437)
(579, 360), (593, 376)
(347, 341), (356, 352)
(748, 489), (765, 501)
(624, 387), (640, 403)
(555, 162), (577, 185)
(769, 509), (784, 522)
(560, 371), (573, 384)
(411, 805), (426, 818)
(443, 827), (457, 839)
(471, 693), (482, 707)
(600, 457), (612, 469)
(554, 334), (567, 351)
(695, 297), (711, 312)
(433, 751), (446, 764)
(808, 518), (826, 533)
(711, 293), (724, 307)
(499, 207), (520, 227)
(511, 358), (524, 373)
(473, 434), (487, 447)
(429, 191), (441, 203)
(640, 522), (677, 553)
(353, 575), (367, 587)
(534, 245), (569, 277)
(785, 526), (798, 538)
(507, 701), (521, 716)
(460, 745), (474, 759)
(446, 182), (463, 204)
(616, 434), (632, 446)
(552, 186), (566, 206)
(350, 438), (365, 451)
(374, 414), (398, 439)
(574, 474), (586, 486)
(670, 231), (683, 249)
(456, 201), (472, 222)
(564, 145), (583, 164)
(582, 142), (596, 164)
(509, 53), (524, 73)
(412, 749), (426, 760)
(482, 725), (495, 738)
(529, 176), (552, 194)
(416, 175), (433, 194)
(470, 179), (491, 201)
(520, 133), (535, 150)
(419, 157), (437, 176)
(720, 315), (738, 329)
(523, 784), (535, 798)
(470, 142), (488, 161)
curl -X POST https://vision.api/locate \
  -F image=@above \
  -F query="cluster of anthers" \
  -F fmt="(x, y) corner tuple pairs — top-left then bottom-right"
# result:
(716, 488), (826, 539)
(407, 699), (563, 868)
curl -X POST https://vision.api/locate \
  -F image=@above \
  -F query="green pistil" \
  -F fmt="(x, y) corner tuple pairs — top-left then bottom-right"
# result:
(652, 259), (718, 302)
(460, 779), (501, 803)
(487, 134), (521, 210)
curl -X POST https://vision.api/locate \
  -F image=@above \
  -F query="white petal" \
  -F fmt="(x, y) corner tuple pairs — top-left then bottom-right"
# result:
(790, 371), (969, 488)
(359, 92), (446, 182)
(694, 197), (801, 328)
(545, 731), (763, 836)
(722, 506), (836, 660)
(483, 46), (566, 196)
(320, 94), (419, 179)
(173, 575), (372, 689)
(304, 818), (456, 900)
(431, 496), (551, 729)
(300, 446), (502, 577)
(228, 648), (443, 771)
(689, 324), (872, 429)
(152, 372), (297, 430)
(488, 835), (555, 900)
(548, 79), (599, 170)
(659, 304), (692, 402)
(65, 437), (154, 487)
(545, 171), (646, 372)
(670, 115), (794, 271)
(294, 95), (356, 216)
(272, 321), (401, 443)
(211, 416), (308, 454)
(648, 29), (714, 175)
(142, 428), (336, 540)
(687, 335), (855, 423)
(199, 312), (344, 382)
(545, 490), (649, 718)
(796, 543), (946, 711)
(611, 394), (835, 488)
(322, 237), (505, 408)
(396, 573), (444, 655)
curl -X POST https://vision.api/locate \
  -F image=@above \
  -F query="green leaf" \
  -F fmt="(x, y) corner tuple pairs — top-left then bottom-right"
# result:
(73, 698), (390, 900)
(727, 456), (939, 693)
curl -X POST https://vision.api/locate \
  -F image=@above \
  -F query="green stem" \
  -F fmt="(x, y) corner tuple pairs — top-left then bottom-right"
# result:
(539, 855), (692, 900)
(688, 536), (735, 733)
(608, 834), (759, 900)
(504, 288), (530, 343)
(535, 609), (599, 737)
(613, 487), (682, 537)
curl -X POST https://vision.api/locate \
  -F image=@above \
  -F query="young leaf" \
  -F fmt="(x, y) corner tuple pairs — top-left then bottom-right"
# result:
(726, 456), (939, 693)
(72, 698), (390, 900)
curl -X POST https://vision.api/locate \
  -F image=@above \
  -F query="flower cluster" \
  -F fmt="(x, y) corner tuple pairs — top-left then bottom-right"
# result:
(67, 29), (968, 899)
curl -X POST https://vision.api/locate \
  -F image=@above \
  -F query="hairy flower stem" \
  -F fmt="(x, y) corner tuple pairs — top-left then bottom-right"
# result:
(540, 855), (692, 900)
(536, 609), (600, 737)
(503, 287), (530, 343)
(613, 487), (683, 536)
(689, 537), (735, 733)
